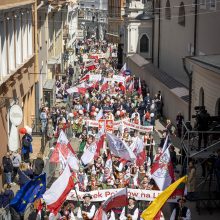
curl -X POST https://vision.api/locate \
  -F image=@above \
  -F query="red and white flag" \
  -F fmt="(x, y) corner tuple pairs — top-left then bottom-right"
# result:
(50, 131), (75, 163)
(94, 134), (105, 160)
(102, 188), (128, 212)
(128, 79), (134, 92)
(79, 73), (90, 82)
(138, 78), (142, 95)
(93, 207), (108, 220)
(151, 145), (174, 190)
(43, 165), (75, 214)
(131, 136), (146, 166)
(66, 87), (87, 95)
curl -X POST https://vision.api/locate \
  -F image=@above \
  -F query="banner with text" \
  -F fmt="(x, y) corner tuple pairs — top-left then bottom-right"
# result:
(67, 188), (179, 203)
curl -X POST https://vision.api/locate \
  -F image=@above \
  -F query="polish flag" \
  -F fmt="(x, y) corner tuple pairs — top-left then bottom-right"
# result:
(43, 165), (75, 214)
(50, 131), (75, 163)
(138, 78), (142, 95)
(151, 145), (174, 190)
(102, 188), (128, 212)
(80, 73), (90, 82)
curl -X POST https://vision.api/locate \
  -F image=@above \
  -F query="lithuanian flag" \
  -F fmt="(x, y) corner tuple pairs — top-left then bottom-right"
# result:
(141, 176), (187, 220)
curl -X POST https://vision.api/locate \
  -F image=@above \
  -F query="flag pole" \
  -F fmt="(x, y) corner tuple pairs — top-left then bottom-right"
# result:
(125, 186), (128, 218)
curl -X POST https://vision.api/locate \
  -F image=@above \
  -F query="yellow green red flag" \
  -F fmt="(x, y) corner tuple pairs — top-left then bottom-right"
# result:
(141, 176), (187, 220)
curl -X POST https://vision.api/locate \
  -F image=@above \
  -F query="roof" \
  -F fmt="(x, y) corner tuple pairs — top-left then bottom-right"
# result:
(128, 54), (189, 102)
(187, 55), (220, 74)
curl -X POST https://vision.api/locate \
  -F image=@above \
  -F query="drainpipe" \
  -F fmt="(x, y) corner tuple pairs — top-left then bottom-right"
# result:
(183, 57), (193, 121)
(151, 0), (154, 63)
(157, 0), (161, 68)
(194, 0), (198, 56)
(37, 1), (44, 10)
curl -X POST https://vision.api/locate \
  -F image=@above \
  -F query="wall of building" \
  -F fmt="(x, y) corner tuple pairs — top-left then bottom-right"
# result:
(126, 56), (188, 123)
(191, 63), (220, 117)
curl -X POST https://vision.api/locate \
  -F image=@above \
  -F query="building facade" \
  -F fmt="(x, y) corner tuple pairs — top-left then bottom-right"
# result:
(123, 0), (153, 61)
(37, 0), (78, 113)
(107, 0), (126, 43)
(78, 0), (108, 40)
(0, 0), (37, 165)
(186, 55), (220, 117)
(153, 0), (220, 87)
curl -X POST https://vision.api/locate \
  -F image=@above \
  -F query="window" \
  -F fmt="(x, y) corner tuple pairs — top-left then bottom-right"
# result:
(140, 34), (149, 53)
(210, 0), (216, 9)
(165, 0), (171, 20)
(178, 2), (185, 26)
(199, 87), (204, 106)
(154, 0), (160, 13)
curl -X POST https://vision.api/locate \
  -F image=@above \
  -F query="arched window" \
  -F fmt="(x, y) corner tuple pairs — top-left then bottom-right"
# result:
(199, 87), (204, 106)
(165, 0), (171, 20)
(178, 2), (185, 26)
(215, 98), (220, 116)
(140, 34), (149, 53)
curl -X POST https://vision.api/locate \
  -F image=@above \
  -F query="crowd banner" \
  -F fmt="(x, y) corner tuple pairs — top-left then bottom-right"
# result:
(86, 120), (153, 133)
(123, 121), (154, 133)
(66, 188), (179, 203)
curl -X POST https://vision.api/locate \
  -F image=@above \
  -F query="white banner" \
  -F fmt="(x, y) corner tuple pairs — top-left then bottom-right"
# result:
(123, 121), (154, 133)
(86, 120), (153, 133)
(67, 188), (179, 202)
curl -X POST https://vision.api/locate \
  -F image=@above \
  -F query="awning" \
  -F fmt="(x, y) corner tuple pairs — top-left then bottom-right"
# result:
(43, 79), (55, 90)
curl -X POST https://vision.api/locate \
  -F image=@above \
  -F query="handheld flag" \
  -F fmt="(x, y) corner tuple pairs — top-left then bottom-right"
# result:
(10, 173), (46, 213)
(43, 165), (75, 214)
(106, 133), (136, 162)
(141, 176), (187, 220)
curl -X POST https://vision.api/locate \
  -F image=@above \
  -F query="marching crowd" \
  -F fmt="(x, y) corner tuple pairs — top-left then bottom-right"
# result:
(1, 39), (194, 220)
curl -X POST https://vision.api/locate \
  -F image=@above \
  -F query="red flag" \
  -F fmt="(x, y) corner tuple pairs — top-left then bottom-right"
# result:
(102, 188), (128, 212)
(78, 87), (87, 95)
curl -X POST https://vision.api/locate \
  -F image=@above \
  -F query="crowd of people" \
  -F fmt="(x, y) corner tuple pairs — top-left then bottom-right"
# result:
(34, 39), (194, 220)
(1, 39), (197, 220)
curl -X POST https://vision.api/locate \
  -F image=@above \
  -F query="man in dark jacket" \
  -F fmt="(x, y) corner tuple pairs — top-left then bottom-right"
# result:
(2, 152), (13, 185)
(0, 184), (14, 209)
(33, 153), (44, 176)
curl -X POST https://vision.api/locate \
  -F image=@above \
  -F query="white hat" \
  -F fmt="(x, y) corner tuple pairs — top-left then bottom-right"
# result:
(116, 111), (120, 116)
(95, 108), (99, 112)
